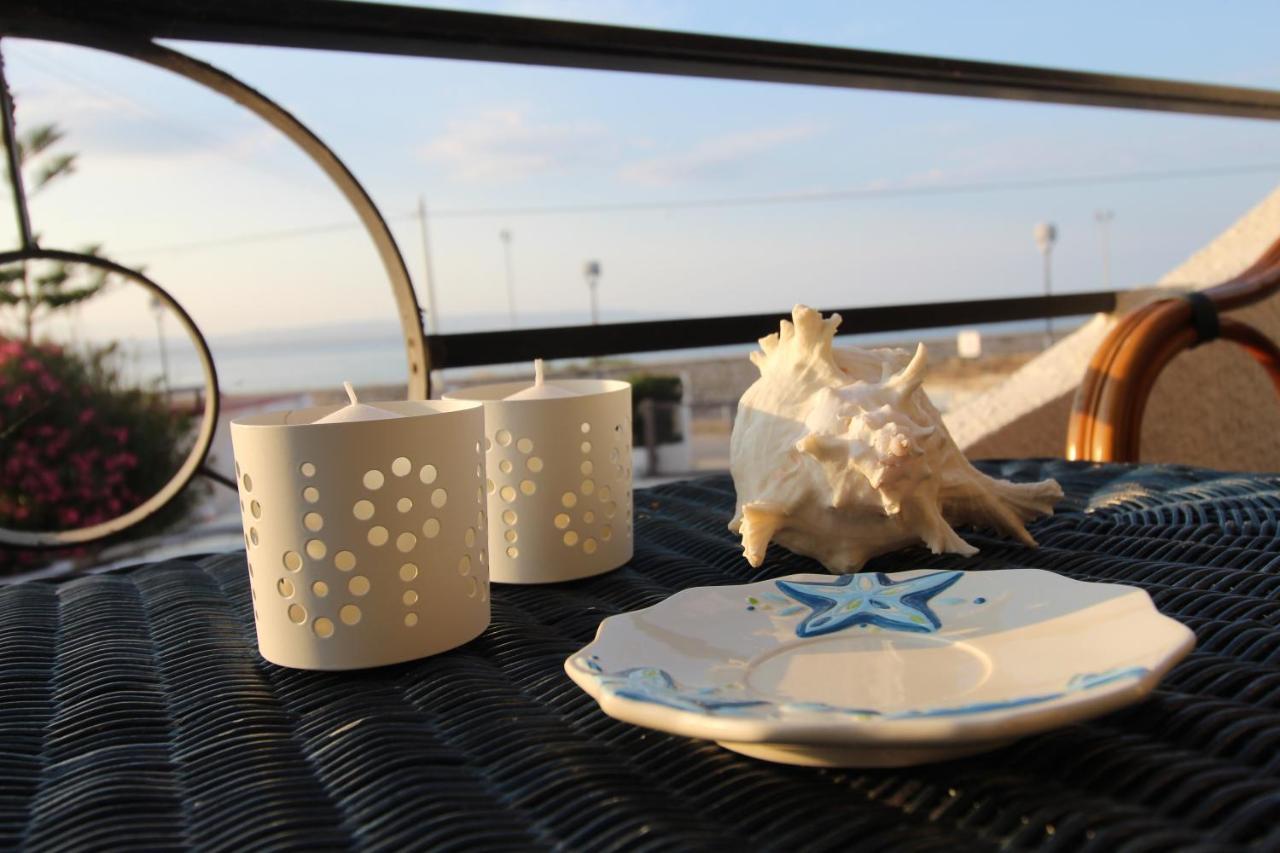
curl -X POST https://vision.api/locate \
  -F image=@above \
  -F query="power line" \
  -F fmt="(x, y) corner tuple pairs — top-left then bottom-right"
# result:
(428, 161), (1280, 217)
(122, 159), (1280, 255)
(129, 215), (407, 255)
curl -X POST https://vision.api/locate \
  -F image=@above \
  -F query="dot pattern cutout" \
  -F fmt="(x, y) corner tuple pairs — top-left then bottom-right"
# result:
(551, 416), (633, 556)
(251, 444), (486, 641)
(480, 411), (631, 572)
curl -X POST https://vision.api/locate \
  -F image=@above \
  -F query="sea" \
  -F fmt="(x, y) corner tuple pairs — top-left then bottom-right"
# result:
(127, 314), (1086, 397)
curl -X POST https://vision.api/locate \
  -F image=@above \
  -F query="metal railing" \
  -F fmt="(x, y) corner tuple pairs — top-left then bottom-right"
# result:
(8, 1), (1280, 379)
(4, 0), (1280, 545)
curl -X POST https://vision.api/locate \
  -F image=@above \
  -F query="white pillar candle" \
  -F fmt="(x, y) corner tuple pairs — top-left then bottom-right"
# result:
(445, 376), (633, 584)
(313, 381), (401, 424)
(503, 359), (578, 400)
(230, 396), (488, 670)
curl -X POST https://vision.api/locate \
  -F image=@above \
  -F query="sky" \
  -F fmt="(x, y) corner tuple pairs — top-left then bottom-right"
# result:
(4, 0), (1280, 362)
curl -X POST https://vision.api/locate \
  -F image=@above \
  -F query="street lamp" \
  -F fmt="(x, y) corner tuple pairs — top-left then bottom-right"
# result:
(500, 229), (517, 328)
(1095, 209), (1114, 290)
(1033, 222), (1057, 348)
(584, 259), (601, 325)
(150, 293), (170, 393)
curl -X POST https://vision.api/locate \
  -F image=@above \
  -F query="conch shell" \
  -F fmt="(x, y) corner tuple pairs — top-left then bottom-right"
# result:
(729, 305), (1062, 573)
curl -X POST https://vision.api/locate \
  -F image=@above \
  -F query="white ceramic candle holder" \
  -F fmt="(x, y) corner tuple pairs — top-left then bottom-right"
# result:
(230, 400), (489, 670)
(444, 380), (633, 584)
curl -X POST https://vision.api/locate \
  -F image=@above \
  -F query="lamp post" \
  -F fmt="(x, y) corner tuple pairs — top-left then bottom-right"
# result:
(1033, 222), (1057, 348)
(150, 293), (170, 393)
(584, 259), (601, 325)
(500, 229), (517, 328)
(1095, 209), (1114, 290)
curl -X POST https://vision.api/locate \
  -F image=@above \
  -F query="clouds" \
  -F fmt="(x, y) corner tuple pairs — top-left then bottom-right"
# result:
(619, 124), (818, 186)
(420, 108), (818, 185)
(418, 109), (612, 181)
(11, 72), (283, 162)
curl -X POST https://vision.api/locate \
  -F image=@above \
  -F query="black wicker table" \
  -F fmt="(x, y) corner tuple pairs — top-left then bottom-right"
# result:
(2, 460), (1278, 851)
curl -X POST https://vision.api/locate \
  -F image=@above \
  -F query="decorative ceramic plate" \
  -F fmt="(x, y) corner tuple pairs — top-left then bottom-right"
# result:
(565, 569), (1195, 767)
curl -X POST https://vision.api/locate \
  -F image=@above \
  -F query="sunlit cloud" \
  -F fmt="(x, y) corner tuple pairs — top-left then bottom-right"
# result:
(418, 108), (612, 181)
(619, 124), (819, 186)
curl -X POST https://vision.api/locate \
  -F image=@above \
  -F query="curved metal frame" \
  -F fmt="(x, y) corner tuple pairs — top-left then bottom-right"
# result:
(1067, 235), (1280, 461)
(1, 31), (428, 546)
(0, 247), (220, 547)
(1, 29), (430, 399)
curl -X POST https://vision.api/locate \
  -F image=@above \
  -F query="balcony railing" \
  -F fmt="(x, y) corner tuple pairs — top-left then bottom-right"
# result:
(4, 0), (1280, 546)
(7, 0), (1280, 383)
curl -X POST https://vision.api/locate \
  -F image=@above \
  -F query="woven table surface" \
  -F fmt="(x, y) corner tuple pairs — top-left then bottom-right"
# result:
(2, 460), (1279, 852)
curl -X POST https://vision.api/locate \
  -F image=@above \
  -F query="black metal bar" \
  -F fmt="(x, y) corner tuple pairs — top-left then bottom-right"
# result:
(0, 41), (34, 251)
(428, 290), (1118, 369)
(200, 465), (238, 492)
(6, 1), (1280, 120)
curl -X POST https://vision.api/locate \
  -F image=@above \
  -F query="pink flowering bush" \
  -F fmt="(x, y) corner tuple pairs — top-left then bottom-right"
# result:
(0, 335), (200, 572)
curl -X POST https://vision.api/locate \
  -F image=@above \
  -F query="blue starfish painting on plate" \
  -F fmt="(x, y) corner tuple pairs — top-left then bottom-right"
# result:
(776, 571), (963, 638)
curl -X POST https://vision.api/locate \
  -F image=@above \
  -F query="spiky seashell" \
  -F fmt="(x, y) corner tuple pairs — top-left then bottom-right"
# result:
(729, 305), (1062, 573)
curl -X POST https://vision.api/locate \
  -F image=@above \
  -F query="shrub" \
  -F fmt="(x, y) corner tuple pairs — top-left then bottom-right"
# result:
(0, 336), (201, 572)
(629, 374), (683, 446)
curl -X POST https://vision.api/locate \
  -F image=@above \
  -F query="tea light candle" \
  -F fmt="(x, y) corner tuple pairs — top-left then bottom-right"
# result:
(445, 374), (633, 584)
(230, 397), (488, 669)
(504, 359), (577, 400)
(313, 381), (401, 424)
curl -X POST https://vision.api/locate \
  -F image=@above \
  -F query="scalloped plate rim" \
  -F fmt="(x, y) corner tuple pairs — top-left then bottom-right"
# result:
(564, 568), (1195, 750)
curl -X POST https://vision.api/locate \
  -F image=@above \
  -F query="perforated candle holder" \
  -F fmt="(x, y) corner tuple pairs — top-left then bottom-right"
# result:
(230, 400), (488, 670)
(444, 380), (633, 584)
